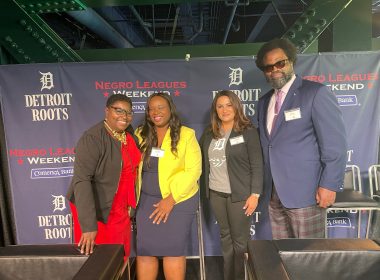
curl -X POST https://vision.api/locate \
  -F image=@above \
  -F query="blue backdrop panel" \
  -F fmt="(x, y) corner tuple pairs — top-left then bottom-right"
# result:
(0, 52), (379, 255)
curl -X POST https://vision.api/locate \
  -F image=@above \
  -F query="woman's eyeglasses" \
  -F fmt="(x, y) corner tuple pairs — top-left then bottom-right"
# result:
(110, 106), (134, 116)
(260, 59), (289, 73)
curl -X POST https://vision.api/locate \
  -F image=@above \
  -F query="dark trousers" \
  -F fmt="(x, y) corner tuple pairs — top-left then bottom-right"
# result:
(209, 190), (250, 280)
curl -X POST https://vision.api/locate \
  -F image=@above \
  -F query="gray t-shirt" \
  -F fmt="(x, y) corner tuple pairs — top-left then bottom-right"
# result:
(208, 130), (231, 193)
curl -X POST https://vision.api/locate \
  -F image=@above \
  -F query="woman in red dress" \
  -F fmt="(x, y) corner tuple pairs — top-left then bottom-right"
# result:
(67, 94), (141, 257)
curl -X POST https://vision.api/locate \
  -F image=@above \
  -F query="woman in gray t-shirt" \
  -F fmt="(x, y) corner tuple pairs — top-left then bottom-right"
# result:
(200, 90), (263, 280)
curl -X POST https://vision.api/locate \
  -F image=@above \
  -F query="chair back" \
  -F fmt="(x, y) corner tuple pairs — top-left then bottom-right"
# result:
(247, 239), (380, 280)
(369, 164), (380, 199)
(344, 165), (361, 192)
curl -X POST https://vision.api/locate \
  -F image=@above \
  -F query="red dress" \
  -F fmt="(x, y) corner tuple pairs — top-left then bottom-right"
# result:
(71, 133), (141, 257)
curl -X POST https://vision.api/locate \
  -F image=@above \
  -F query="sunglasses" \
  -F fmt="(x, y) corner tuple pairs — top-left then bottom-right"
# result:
(110, 106), (134, 116)
(260, 59), (289, 73)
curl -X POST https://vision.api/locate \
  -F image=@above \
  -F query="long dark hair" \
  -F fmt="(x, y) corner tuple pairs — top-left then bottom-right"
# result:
(210, 90), (252, 138)
(139, 92), (182, 165)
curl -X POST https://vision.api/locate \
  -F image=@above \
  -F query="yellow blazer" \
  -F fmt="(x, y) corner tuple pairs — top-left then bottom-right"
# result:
(135, 126), (201, 204)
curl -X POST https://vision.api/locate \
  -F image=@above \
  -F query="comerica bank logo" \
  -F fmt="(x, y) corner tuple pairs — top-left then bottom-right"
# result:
(336, 95), (358, 106)
(327, 217), (352, 228)
(31, 167), (74, 179)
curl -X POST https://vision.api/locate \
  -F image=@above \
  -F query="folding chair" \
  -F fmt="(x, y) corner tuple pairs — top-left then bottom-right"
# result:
(367, 164), (380, 238)
(325, 165), (380, 238)
(69, 212), (132, 280)
(369, 164), (380, 199)
(186, 199), (206, 280)
(196, 201), (206, 280)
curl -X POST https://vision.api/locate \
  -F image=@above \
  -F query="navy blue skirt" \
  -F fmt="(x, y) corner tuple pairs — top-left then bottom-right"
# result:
(136, 157), (198, 256)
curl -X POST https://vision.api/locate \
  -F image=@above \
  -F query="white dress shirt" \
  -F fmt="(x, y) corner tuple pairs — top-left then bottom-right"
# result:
(266, 74), (296, 134)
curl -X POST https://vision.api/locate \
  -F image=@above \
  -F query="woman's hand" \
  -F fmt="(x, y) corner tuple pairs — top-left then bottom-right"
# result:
(150, 194), (176, 224)
(243, 195), (259, 216)
(78, 231), (97, 255)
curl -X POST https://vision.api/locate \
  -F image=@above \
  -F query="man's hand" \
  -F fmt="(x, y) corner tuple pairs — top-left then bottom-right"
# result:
(316, 187), (336, 208)
(243, 194), (259, 216)
(150, 194), (176, 224)
(78, 231), (97, 255)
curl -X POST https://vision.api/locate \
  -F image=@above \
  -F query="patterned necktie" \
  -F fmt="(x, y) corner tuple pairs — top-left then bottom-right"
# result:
(270, 90), (284, 134)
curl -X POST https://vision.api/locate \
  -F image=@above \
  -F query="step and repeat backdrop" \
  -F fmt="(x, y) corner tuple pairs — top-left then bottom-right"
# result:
(0, 52), (379, 256)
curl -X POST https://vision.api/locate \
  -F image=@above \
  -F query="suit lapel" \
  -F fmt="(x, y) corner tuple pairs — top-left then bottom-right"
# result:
(262, 89), (274, 139)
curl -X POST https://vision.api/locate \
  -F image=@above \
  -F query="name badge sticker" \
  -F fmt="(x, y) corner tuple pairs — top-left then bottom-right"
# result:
(284, 108), (301, 121)
(229, 135), (244, 145)
(151, 147), (165, 158)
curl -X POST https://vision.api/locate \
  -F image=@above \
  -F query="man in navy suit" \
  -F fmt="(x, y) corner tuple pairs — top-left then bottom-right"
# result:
(256, 38), (347, 238)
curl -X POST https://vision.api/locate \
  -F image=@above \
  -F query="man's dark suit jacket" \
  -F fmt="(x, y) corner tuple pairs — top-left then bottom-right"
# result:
(257, 75), (347, 208)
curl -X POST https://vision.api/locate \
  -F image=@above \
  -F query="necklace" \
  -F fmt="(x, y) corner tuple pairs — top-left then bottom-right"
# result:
(104, 120), (127, 145)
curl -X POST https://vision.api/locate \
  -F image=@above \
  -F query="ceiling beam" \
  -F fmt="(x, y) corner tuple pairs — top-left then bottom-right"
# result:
(282, 0), (353, 53)
(68, 9), (134, 48)
(0, 0), (84, 63)
(77, 0), (266, 8)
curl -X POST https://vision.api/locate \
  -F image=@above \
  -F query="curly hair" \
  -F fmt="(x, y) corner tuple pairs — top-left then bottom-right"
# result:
(106, 93), (132, 108)
(139, 92), (182, 165)
(210, 90), (252, 138)
(255, 38), (298, 71)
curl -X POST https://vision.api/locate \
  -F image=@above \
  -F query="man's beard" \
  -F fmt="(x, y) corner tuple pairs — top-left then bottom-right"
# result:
(267, 71), (294, 89)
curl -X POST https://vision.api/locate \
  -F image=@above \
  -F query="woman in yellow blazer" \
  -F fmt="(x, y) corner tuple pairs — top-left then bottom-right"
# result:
(135, 92), (202, 280)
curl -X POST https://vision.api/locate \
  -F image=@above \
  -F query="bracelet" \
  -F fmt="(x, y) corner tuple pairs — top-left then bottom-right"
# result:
(251, 193), (260, 198)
